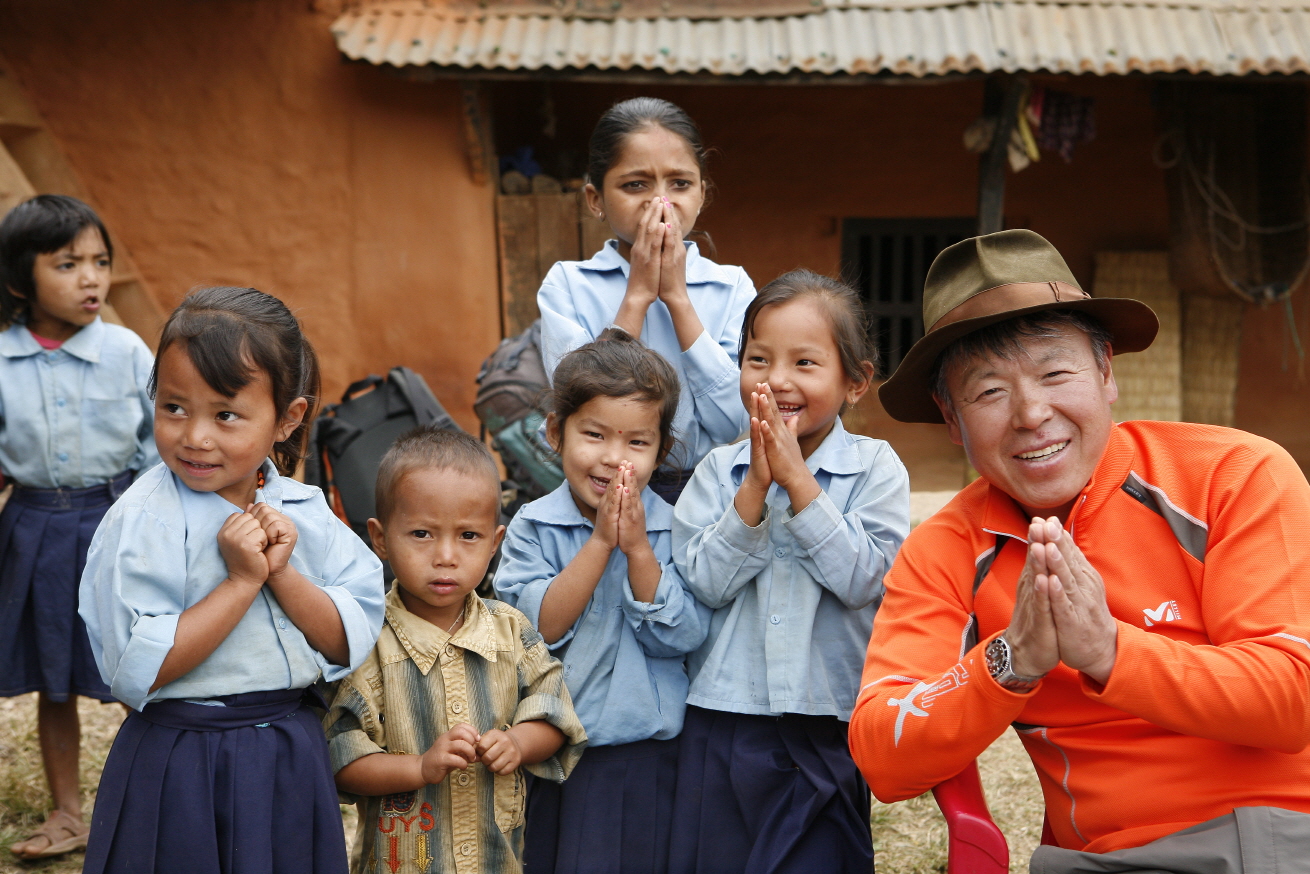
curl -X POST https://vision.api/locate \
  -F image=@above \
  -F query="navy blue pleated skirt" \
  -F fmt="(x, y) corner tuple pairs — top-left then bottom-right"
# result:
(524, 737), (679, 874)
(84, 689), (347, 874)
(668, 706), (874, 874)
(0, 472), (131, 702)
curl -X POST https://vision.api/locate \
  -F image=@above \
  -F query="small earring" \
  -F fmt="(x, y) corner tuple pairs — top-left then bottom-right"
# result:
(598, 212), (605, 220)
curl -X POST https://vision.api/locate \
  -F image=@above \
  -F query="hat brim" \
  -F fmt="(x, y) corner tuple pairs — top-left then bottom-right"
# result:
(877, 297), (1160, 424)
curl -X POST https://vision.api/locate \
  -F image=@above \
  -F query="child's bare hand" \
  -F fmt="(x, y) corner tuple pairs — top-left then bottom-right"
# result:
(476, 728), (523, 776)
(625, 197), (664, 306)
(591, 470), (622, 551)
(249, 503), (297, 582)
(657, 198), (689, 306)
(217, 511), (269, 587)
(419, 723), (480, 785)
(742, 386), (774, 494)
(615, 463), (652, 557)
(757, 384), (809, 490)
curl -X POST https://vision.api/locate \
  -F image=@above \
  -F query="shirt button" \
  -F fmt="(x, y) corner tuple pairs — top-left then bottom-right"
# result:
(775, 547), (787, 558)
(452, 701), (464, 714)
(444, 645), (456, 658)
(56, 398), (65, 407)
(456, 772), (471, 786)
(278, 618), (287, 629)
(58, 452), (69, 462)
(770, 614), (781, 625)
(460, 842), (473, 856)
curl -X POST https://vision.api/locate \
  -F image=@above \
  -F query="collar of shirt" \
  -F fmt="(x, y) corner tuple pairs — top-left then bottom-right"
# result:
(577, 238), (738, 286)
(0, 316), (105, 362)
(728, 416), (866, 478)
(978, 422), (1134, 541)
(518, 480), (674, 531)
(383, 586), (510, 675)
(171, 457), (318, 517)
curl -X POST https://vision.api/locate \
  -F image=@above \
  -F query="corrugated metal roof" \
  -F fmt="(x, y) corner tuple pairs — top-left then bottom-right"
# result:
(332, 0), (1310, 76)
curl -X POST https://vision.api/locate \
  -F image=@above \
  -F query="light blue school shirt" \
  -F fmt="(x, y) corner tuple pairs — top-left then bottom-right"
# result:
(537, 240), (755, 470)
(493, 482), (709, 746)
(672, 418), (910, 721)
(0, 318), (158, 488)
(79, 459), (385, 711)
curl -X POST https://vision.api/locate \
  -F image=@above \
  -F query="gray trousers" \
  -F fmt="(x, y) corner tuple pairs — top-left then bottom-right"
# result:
(1030, 807), (1310, 874)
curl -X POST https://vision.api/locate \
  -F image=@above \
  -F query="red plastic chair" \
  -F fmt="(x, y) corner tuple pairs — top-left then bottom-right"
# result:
(931, 761), (1056, 874)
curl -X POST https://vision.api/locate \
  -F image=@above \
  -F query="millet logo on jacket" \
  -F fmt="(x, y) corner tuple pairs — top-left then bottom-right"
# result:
(1144, 600), (1181, 627)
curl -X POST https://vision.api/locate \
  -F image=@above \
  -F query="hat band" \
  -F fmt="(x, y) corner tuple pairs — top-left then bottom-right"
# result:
(930, 281), (1089, 334)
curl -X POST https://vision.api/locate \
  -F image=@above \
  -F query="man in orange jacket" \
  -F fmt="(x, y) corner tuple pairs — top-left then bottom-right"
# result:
(851, 229), (1310, 873)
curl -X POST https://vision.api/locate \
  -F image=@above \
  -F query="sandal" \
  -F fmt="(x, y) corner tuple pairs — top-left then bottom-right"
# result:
(8, 810), (89, 859)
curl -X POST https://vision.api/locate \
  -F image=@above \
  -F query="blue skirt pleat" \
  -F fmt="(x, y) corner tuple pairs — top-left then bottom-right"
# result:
(83, 690), (347, 874)
(0, 491), (115, 701)
(667, 706), (874, 874)
(524, 737), (678, 874)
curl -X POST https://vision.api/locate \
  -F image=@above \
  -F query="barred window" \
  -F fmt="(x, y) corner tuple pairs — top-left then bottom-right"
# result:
(842, 218), (975, 379)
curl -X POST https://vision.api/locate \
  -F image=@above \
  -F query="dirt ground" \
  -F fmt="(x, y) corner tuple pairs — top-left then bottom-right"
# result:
(0, 691), (1042, 874)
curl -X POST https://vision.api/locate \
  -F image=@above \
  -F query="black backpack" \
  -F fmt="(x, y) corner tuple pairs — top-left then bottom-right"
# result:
(305, 367), (460, 542)
(473, 320), (563, 508)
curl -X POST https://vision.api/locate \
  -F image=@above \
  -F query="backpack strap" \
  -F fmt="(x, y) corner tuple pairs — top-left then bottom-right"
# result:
(390, 367), (460, 432)
(961, 532), (1014, 656)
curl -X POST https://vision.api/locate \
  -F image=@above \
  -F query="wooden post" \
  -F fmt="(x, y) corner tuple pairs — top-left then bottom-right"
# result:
(977, 75), (1025, 236)
(459, 80), (492, 187)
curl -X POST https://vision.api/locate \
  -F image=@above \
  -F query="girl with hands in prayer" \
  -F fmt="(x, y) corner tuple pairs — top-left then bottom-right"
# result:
(79, 287), (384, 874)
(671, 271), (910, 874)
(495, 331), (709, 874)
(537, 97), (756, 504)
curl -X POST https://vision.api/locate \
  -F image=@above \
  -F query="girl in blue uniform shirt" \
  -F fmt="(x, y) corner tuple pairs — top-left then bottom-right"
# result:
(0, 195), (158, 860)
(79, 286), (385, 874)
(537, 97), (755, 504)
(494, 330), (708, 874)
(671, 270), (910, 873)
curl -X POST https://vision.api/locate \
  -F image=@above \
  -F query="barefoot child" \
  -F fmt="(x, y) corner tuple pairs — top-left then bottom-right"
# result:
(326, 426), (586, 874)
(537, 97), (755, 503)
(0, 195), (158, 860)
(79, 286), (385, 874)
(671, 271), (911, 873)
(495, 330), (708, 874)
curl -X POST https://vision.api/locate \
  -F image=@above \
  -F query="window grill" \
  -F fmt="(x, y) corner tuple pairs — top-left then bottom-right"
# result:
(842, 218), (976, 379)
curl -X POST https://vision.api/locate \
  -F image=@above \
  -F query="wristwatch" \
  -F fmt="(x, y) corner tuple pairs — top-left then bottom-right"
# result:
(985, 633), (1045, 694)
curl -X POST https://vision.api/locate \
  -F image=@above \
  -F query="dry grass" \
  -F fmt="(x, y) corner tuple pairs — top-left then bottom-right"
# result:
(871, 730), (1044, 873)
(0, 694), (122, 874)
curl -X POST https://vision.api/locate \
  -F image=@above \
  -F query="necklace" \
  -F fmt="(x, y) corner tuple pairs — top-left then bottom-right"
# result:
(447, 604), (466, 635)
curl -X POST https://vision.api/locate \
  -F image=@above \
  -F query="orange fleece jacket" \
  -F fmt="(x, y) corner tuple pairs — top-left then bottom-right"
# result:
(850, 422), (1310, 853)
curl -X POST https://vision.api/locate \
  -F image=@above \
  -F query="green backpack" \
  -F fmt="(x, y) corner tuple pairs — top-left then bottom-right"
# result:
(474, 320), (564, 509)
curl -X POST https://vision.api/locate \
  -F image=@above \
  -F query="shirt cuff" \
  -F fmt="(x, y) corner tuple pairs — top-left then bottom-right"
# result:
(514, 697), (589, 783)
(680, 330), (737, 397)
(783, 490), (843, 553)
(112, 613), (179, 711)
(718, 501), (772, 554)
(319, 585), (378, 680)
(621, 568), (678, 627)
(328, 727), (386, 775)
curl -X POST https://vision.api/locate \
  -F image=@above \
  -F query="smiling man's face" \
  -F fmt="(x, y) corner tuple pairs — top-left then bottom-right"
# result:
(937, 323), (1118, 522)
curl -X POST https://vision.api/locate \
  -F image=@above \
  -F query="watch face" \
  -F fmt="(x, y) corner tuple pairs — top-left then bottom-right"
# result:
(986, 637), (1010, 677)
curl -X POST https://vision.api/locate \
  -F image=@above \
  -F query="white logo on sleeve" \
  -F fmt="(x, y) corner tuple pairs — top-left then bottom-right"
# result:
(886, 664), (969, 746)
(1143, 600), (1181, 627)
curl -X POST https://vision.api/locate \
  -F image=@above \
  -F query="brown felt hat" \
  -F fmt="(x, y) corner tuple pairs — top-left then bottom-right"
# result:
(878, 229), (1159, 424)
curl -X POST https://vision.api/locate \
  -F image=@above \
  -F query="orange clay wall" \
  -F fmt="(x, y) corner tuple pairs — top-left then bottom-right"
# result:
(0, 0), (501, 430)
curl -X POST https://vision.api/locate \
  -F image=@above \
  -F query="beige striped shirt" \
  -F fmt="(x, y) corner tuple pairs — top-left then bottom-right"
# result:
(325, 587), (587, 874)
